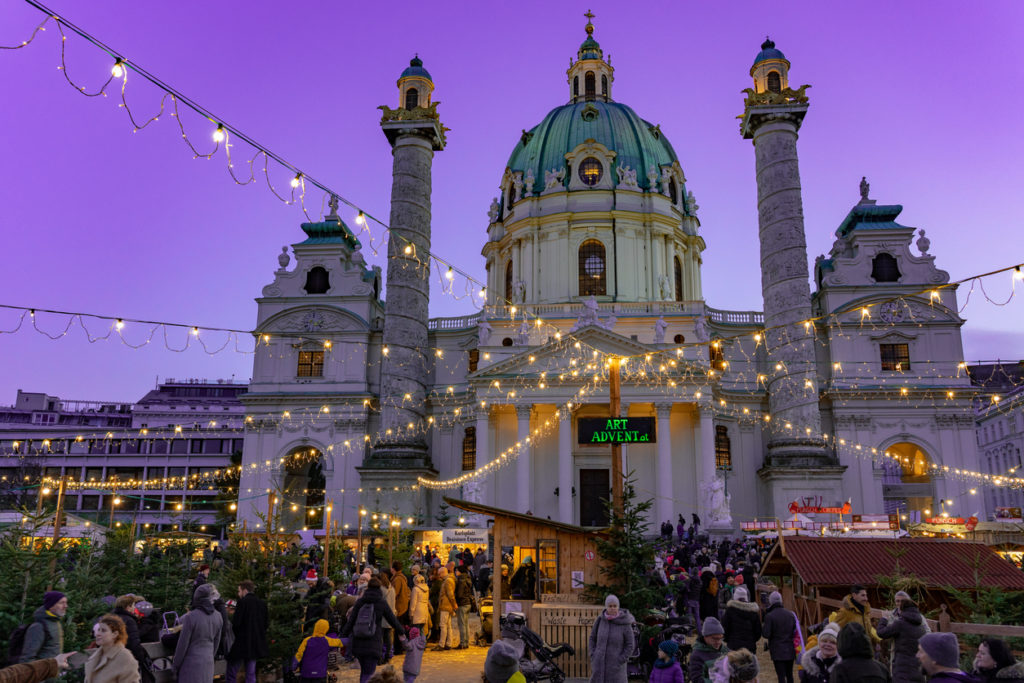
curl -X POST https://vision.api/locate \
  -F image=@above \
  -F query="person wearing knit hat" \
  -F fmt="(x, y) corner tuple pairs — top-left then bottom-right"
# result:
(484, 639), (524, 683)
(588, 594), (635, 683)
(650, 640), (685, 683)
(800, 623), (842, 683)
(917, 632), (973, 681)
(689, 617), (728, 683)
(878, 593), (928, 683)
(722, 585), (762, 660)
(19, 592), (67, 675)
(710, 648), (759, 683)
(763, 589), (797, 683)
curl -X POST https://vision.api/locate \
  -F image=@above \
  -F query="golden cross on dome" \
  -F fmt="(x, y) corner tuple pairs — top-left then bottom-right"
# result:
(584, 9), (595, 35)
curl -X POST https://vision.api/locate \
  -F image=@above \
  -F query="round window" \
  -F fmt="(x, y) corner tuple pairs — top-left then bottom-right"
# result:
(577, 157), (603, 186)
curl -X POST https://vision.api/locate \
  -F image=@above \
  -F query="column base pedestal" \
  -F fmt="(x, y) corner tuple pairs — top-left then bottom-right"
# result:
(356, 462), (438, 520)
(758, 464), (848, 519)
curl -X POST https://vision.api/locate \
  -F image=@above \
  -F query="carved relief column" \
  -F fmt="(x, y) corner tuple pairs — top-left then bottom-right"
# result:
(558, 407), (573, 524)
(516, 405), (533, 513)
(655, 403), (674, 524)
(652, 232), (665, 299)
(532, 226), (540, 301)
(664, 236), (676, 299)
(475, 408), (491, 469)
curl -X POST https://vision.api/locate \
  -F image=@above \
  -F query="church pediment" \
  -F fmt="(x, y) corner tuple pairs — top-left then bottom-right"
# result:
(833, 295), (961, 325)
(258, 306), (370, 334)
(470, 325), (652, 379)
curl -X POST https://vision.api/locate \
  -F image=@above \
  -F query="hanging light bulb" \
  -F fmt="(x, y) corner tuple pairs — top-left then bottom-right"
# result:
(1015, 266), (1024, 281)
(445, 267), (454, 280)
(290, 173), (302, 188)
(115, 319), (124, 330)
(479, 287), (487, 299)
(212, 124), (225, 143)
(111, 59), (125, 78)
(355, 211), (367, 225)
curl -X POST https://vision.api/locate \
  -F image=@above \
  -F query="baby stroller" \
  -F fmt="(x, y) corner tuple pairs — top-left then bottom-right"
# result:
(500, 612), (574, 683)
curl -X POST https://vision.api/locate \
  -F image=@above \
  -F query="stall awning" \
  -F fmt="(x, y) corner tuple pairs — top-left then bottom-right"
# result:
(764, 537), (1024, 590)
(444, 497), (603, 535)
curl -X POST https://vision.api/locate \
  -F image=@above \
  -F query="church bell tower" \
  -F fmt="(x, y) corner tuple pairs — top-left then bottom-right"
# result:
(359, 57), (447, 515)
(740, 38), (845, 514)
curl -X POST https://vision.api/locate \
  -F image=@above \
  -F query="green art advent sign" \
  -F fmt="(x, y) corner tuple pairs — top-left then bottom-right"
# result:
(577, 417), (656, 445)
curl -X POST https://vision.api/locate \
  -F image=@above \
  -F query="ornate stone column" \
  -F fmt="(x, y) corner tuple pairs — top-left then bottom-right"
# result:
(475, 408), (490, 468)
(655, 403), (674, 524)
(558, 407), (573, 524)
(516, 405), (533, 513)
(697, 404), (716, 513)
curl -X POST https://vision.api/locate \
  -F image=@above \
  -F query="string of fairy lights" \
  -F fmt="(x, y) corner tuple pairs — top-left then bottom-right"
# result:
(3, 4), (1023, 518)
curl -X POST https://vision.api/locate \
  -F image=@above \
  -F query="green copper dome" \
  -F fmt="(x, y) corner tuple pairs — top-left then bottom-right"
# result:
(506, 101), (679, 191)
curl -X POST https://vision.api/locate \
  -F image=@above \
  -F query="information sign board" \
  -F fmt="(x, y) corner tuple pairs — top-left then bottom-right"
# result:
(577, 417), (656, 445)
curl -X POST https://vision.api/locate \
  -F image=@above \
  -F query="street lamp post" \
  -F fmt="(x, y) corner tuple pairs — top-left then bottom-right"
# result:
(109, 496), (122, 528)
(357, 508), (367, 572)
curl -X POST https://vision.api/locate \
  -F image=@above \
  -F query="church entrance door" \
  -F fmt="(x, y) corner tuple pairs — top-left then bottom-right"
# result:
(579, 468), (610, 527)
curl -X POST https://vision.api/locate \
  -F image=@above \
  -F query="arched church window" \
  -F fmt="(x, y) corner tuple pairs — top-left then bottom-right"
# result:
(505, 260), (514, 302)
(871, 253), (901, 282)
(467, 349), (479, 372)
(601, 74), (608, 99)
(462, 426), (476, 471)
(715, 425), (732, 470)
(585, 71), (596, 101)
(577, 157), (603, 186)
(507, 182), (516, 208)
(669, 177), (678, 204)
(573, 76), (579, 99)
(578, 239), (607, 296)
(766, 71), (781, 93)
(405, 87), (419, 111)
(674, 256), (683, 302)
(304, 266), (330, 294)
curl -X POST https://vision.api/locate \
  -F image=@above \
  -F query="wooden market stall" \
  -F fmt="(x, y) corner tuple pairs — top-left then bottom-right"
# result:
(761, 536), (1024, 631)
(446, 497), (606, 677)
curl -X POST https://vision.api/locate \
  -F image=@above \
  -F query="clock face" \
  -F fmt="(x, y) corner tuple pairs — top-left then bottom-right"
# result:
(302, 311), (327, 332)
(879, 301), (905, 324)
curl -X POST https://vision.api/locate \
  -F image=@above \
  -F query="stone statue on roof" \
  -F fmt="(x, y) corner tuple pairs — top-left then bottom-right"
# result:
(859, 176), (870, 203)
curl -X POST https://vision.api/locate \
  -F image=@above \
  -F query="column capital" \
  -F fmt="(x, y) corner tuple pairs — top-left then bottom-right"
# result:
(515, 404), (534, 419)
(654, 402), (674, 418)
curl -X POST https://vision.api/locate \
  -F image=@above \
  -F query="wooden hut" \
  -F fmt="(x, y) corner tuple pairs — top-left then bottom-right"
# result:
(761, 536), (1024, 629)
(446, 497), (605, 678)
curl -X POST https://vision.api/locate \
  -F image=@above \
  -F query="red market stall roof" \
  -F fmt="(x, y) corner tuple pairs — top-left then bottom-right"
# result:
(764, 537), (1024, 590)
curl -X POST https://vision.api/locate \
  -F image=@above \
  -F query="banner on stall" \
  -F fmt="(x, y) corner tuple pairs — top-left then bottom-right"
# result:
(442, 528), (489, 545)
(995, 507), (1023, 523)
(850, 514), (899, 530)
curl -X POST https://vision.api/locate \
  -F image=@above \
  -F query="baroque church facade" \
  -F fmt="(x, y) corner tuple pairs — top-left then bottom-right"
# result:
(236, 22), (978, 532)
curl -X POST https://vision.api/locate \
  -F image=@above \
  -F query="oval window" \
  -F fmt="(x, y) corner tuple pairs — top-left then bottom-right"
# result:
(578, 157), (603, 186)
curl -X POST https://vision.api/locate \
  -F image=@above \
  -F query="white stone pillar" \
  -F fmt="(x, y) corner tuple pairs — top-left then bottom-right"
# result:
(558, 408), (573, 524)
(665, 237), (676, 299)
(476, 409), (490, 467)
(656, 403), (674, 524)
(516, 405), (533, 513)
(531, 227), (540, 301)
(652, 233), (665, 299)
(698, 404), (716, 517)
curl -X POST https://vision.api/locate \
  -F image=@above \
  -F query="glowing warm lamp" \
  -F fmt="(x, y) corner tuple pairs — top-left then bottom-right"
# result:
(290, 174), (302, 188)
(212, 125), (225, 143)
(111, 59), (124, 78)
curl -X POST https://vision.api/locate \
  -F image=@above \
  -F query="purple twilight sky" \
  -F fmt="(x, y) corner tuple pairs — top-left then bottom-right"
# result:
(1, 1), (1022, 403)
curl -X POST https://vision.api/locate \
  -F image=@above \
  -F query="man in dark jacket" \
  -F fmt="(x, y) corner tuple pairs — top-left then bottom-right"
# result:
(112, 595), (147, 677)
(721, 586), (762, 655)
(831, 622), (892, 683)
(698, 568), (718, 628)
(877, 593), (927, 683)
(192, 565), (211, 599)
(454, 565), (474, 650)
(340, 578), (404, 681)
(226, 580), (268, 683)
(20, 591), (66, 683)
(762, 591), (797, 683)
(917, 632), (980, 682)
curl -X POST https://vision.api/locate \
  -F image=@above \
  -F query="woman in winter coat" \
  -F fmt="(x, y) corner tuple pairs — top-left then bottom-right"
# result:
(720, 587), (762, 656)
(409, 574), (430, 632)
(111, 596), (145, 672)
(378, 573), (397, 661)
(698, 569), (719, 625)
(829, 623), (892, 683)
(762, 591), (797, 683)
(588, 594), (635, 683)
(85, 615), (141, 683)
(876, 595), (927, 683)
(973, 638), (1024, 683)
(798, 623), (841, 683)
(339, 578), (404, 683)
(172, 583), (224, 683)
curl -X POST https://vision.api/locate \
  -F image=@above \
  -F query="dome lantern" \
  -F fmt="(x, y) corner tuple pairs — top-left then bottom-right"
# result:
(567, 10), (614, 104)
(397, 55), (434, 111)
(750, 37), (790, 94)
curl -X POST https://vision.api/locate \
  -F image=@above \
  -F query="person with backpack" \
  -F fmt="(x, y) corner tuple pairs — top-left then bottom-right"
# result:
(16, 591), (67, 682)
(340, 578), (404, 683)
(293, 619), (342, 683)
(226, 580), (269, 683)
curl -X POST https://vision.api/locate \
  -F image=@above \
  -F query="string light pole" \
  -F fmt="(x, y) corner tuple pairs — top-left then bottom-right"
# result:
(609, 357), (623, 518)
(357, 508), (366, 572)
(322, 501), (333, 579)
(109, 495), (121, 528)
